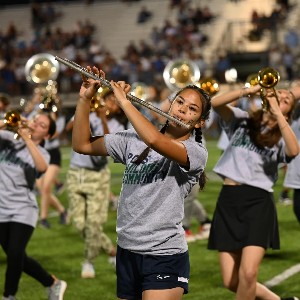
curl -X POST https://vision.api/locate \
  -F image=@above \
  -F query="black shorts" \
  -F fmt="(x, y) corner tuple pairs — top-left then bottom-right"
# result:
(47, 147), (61, 166)
(208, 185), (280, 252)
(116, 245), (190, 300)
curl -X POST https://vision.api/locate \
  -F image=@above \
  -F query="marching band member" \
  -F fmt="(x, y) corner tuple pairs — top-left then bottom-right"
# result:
(72, 66), (211, 300)
(0, 112), (67, 300)
(208, 84), (299, 300)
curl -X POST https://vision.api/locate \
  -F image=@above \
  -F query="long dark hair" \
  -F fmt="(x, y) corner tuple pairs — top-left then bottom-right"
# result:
(38, 112), (56, 146)
(133, 85), (212, 190)
(173, 85), (211, 190)
(247, 97), (296, 148)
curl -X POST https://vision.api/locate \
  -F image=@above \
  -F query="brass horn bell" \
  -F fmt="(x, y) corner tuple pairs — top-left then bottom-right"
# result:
(257, 67), (280, 111)
(90, 86), (110, 115)
(197, 77), (219, 96)
(25, 53), (60, 84)
(4, 110), (21, 127)
(4, 110), (30, 139)
(130, 82), (149, 100)
(163, 59), (200, 91)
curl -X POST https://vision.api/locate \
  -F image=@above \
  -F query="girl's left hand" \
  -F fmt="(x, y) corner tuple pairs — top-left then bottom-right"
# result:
(110, 81), (131, 108)
(266, 89), (281, 117)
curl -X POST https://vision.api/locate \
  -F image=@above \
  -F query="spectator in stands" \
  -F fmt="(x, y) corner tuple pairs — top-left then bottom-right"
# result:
(268, 46), (282, 70)
(284, 27), (299, 54)
(169, 0), (182, 10)
(149, 26), (162, 45)
(282, 45), (295, 81)
(137, 6), (152, 24)
(0, 0), (216, 98)
(31, 2), (44, 32)
(213, 54), (231, 83)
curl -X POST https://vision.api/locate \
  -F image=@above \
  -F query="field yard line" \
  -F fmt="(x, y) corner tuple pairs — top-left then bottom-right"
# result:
(263, 263), (300, 288)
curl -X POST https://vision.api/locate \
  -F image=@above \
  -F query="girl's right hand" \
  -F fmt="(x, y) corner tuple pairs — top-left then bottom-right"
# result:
(248, 84), (261, 95)
(17, 126), (32, 142)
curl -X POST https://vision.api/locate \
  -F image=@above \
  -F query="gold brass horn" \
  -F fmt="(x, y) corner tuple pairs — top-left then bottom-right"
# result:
(196, 77), (219, 96)
(163, 59), (200, 91)
(90, 86), (110, 115)
(25, 54), (61, 113)
(4, 110), (31, 139)
(245, 73), (259, 88)
(38, 80), (59, 112)
(130, 82), (149, 100)
(257, 67), (280, 111)
(25, 53), (60, 84)
(4, 110), (21, 127)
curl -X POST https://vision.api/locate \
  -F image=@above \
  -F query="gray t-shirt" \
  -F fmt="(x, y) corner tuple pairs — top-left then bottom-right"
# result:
(214, 107), (288, 192)
(284, 118), (300, 188)
(44, 115), (66, 150)
(70, 113), (125, 170)
(0, 130), (50, 227)
(104, 129), (207, 255)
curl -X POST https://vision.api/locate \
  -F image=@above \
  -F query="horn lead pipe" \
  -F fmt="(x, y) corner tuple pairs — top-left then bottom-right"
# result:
(55, 56), (190, 129)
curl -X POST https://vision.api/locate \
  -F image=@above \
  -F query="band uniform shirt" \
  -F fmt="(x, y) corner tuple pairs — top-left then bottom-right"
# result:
(214, 107), (289, 192)
(283, 117), (300, 189)
(104, 129), (208, 255)
(44, 114), (66, 150)
(0, 130), (50, 227)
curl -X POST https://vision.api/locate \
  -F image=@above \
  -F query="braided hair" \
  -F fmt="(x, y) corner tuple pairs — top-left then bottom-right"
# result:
(134, 85), (212, 190)
(172, 85), (211, 190)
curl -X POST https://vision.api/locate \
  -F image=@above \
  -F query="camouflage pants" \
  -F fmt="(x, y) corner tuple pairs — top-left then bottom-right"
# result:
(66, 166), (114, 262)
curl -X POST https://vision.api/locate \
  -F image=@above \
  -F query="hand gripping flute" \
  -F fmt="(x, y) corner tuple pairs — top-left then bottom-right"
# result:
(55, 56), (190, 129)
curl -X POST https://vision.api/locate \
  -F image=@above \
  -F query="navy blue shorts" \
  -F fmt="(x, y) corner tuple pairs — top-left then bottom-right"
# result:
(116, 245), (190, 300)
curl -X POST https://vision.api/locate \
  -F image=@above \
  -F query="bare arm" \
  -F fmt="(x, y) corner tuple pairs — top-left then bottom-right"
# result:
(18, 127), (48, 172)
(267, 94), (299, 157)
(278, 115), (299, 157)
(72, 86), (108, 156)
(111, 81), (192, 167)
(212, 85), (261, 122)
(74, 66), (195, 166)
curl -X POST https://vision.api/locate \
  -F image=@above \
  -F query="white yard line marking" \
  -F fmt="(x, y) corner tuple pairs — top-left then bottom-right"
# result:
(264, 263), (300, 288)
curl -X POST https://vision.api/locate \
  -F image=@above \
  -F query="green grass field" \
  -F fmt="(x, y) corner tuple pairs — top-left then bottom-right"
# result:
(1, 140), (300, 300)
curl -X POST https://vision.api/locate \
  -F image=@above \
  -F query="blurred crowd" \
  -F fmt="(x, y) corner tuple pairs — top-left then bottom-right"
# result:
(0, 0), (299, 100)
(0, 0), (215, 98)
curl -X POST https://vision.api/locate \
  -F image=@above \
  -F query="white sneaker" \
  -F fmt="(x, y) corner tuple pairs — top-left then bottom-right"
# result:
(195, 223), (211, 240)
(184, 229), (196, 243)
(279, 197), (293, 206)
(47, 280), (67, 300)
(81, 261), (95, 278)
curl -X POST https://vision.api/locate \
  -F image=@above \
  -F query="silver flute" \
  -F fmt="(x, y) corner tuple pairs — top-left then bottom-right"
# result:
(55, 56), (190, 129)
